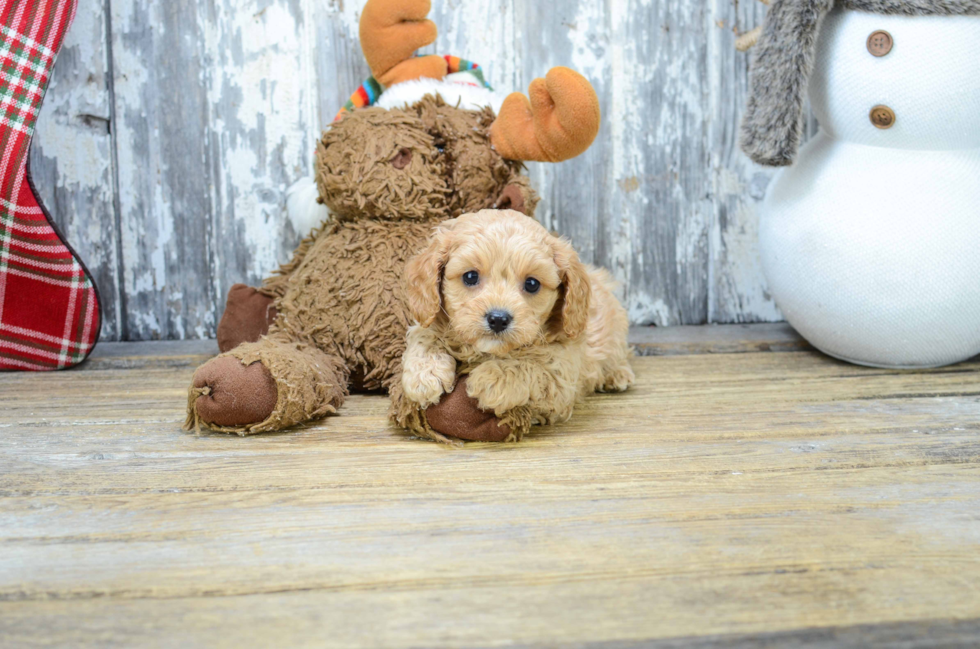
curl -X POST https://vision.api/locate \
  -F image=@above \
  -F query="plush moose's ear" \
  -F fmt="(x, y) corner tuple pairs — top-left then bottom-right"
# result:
(548, 237), (591, 340)
(359, 0), (448, 87)
(405, 223), (455, 327)
(490, 67), (600, 163)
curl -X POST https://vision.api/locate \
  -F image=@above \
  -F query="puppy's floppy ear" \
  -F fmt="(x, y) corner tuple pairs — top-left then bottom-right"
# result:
(405, 222), (455, 327)
(550, 236), (591, 340)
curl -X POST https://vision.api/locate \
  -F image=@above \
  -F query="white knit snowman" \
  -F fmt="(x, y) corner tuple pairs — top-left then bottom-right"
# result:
(741, 0), (980, 368)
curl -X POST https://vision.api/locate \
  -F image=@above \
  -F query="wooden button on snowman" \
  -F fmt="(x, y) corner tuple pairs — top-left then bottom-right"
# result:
(740, 0), (980, 369)
(867, 30), (893, 56)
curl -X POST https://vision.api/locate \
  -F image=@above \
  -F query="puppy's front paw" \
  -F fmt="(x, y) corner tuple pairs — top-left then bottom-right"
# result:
(402, 353), (457, 407)
(599, 365), (635, 393)
(465, 362), (530, 415)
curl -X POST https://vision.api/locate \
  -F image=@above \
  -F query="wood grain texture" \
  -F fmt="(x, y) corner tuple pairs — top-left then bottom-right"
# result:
(105, 0), (320, 341)
(613, 0), (713, 326)
(108, 0), (218, 340)
(38, 0), (795, 340)
(707, 0), (782, 323)
(1, 338), (979, 647)
(30, 0), (122, 339)
(630, 322), (810, 356)
(522, 619), (980, 648)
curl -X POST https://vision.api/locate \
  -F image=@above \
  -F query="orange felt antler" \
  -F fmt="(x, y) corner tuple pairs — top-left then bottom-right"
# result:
(359, 0), (448, 87)
(490, 67), (601, 163)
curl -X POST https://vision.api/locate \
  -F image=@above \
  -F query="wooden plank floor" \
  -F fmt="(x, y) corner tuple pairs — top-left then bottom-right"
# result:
(2, 326), (979, 648)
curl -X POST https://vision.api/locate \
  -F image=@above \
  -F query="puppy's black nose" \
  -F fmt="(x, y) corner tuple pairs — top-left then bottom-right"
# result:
(486, 310), (513, 333)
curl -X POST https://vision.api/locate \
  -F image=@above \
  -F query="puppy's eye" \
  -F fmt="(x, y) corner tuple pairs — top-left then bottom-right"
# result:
(462, 271), (480, 286)
(524, 277), (541, 294)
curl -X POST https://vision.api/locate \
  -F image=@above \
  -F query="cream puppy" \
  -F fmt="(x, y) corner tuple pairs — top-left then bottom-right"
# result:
(400, 209), (633, 441)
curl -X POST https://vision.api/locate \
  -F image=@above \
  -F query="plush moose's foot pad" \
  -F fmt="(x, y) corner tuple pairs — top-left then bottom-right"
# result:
(216, 284), (278, 353)
(192, 356), (278, 428)
(425, 376), (511, 442)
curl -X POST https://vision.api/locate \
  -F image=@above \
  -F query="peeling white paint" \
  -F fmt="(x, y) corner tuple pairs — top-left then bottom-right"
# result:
(39, 0), (788, 339)
(712, 183), (782, 323)
(203, 0), (315, 292)
(30, 0), (120, 338)
(603, 0), (634, 292)
(428, 0), (522, 93)
(630, 294), (672, 327)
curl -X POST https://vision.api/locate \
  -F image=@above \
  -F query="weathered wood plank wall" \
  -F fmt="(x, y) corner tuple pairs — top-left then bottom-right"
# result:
(31, 0), (783, 341)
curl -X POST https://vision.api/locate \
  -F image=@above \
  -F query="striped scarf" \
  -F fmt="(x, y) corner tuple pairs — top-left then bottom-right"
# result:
(334, 55), (490, 122)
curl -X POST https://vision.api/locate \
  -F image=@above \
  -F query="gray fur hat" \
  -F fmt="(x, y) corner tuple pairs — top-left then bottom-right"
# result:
(741, 0), (980, 167)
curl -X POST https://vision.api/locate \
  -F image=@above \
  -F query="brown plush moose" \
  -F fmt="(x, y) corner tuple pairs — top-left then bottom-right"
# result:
(185, 0), (601, 442)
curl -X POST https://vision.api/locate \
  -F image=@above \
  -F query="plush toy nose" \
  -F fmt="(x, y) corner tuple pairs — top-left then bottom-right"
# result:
(486, 310), (513, 333)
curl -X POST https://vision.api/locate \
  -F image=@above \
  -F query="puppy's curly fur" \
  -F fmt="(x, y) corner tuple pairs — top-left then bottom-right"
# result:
(741, 0), (980, 167)
(395, 209), (634, 441)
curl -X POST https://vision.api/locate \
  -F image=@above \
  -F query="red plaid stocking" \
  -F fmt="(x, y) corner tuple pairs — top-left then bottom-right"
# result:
(0, 0), (101, 371)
